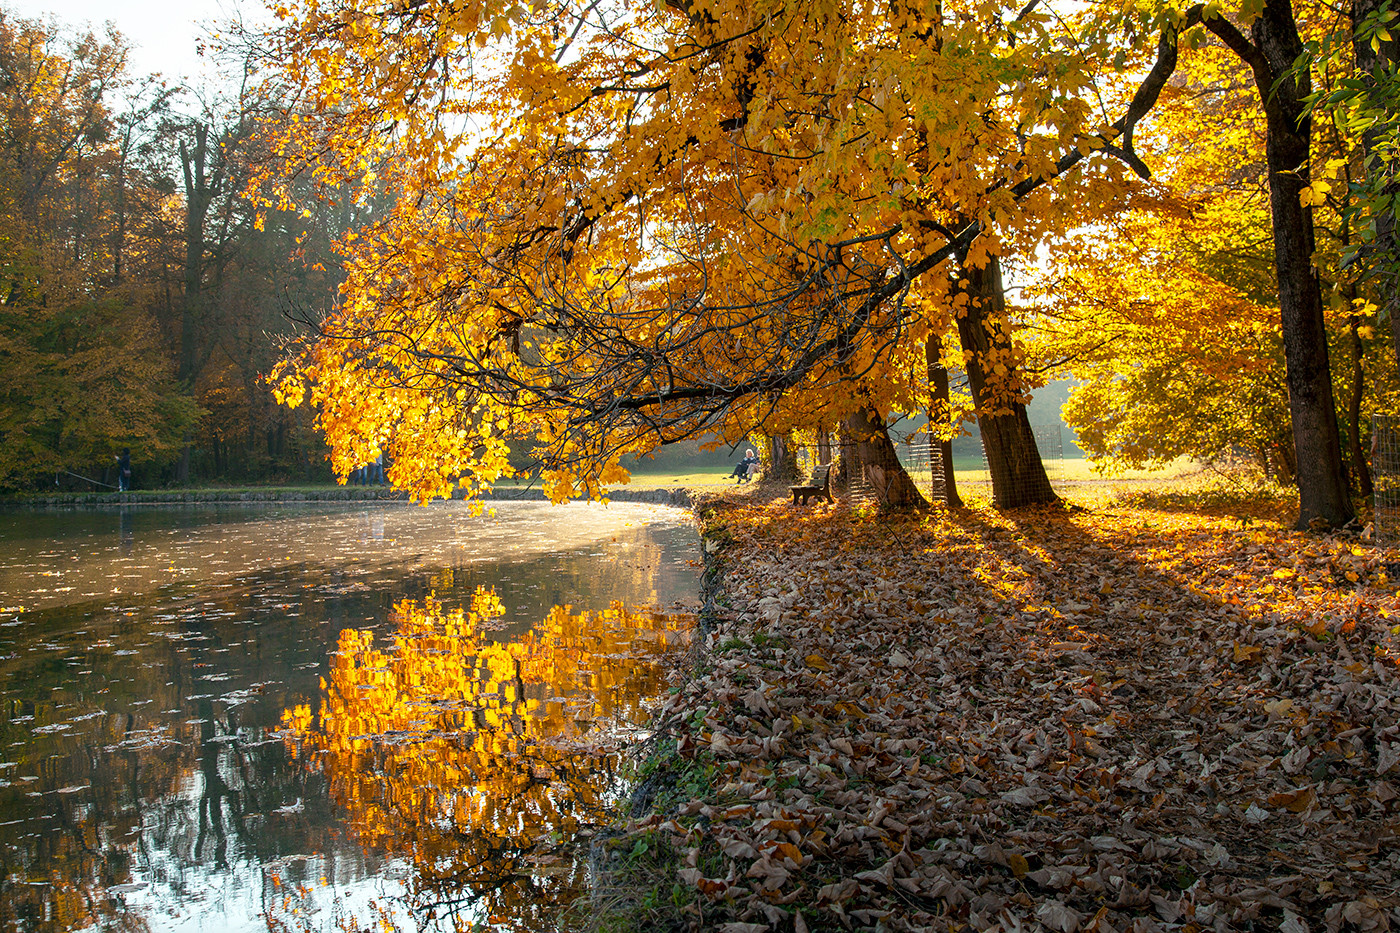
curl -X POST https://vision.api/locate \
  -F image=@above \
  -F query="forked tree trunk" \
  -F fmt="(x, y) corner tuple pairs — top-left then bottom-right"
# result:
(925, 332), (964, 508)
(956, 258), (1057, 508)
(841, 406), (929, 509)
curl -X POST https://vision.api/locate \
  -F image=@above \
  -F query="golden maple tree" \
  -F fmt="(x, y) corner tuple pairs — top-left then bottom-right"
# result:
(257, 0), (1392, 522)
(259, 0), (1206, 508)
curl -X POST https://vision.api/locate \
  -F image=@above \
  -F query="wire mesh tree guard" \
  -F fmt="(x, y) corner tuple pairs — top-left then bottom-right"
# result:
(1373, 416), (1400, 541)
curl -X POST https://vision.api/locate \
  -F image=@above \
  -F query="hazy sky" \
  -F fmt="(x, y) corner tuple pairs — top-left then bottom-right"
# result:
(8, 0), (258, 83)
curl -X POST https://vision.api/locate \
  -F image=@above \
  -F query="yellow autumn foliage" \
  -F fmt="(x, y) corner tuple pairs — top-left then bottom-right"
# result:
(281, 590), (691, 926)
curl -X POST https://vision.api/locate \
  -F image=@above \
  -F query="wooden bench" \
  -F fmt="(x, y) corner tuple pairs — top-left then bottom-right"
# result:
(790, 464), (834, 505)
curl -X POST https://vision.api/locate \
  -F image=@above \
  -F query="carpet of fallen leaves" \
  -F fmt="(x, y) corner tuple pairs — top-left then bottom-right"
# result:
(630, 497), (1400, 933)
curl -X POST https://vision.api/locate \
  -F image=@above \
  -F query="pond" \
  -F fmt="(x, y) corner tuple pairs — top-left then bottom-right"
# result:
(0, 500), (701, 932)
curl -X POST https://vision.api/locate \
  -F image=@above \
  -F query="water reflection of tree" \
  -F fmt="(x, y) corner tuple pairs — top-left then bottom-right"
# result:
(0, 588), (345, 933)
(281, 589), (691, 930)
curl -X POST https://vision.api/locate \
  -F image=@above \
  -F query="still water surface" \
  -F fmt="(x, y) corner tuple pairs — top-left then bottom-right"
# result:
(0, 501), (700, 932)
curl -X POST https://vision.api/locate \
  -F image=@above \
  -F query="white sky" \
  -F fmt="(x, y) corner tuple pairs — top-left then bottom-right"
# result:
(6, 0), (260, 85)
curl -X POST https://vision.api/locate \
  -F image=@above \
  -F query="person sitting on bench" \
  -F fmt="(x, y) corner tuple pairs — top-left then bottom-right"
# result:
(731, 449), (760, 482)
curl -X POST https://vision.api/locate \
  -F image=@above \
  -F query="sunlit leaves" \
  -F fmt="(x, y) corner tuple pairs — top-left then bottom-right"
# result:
(630, 498), (1400, 930)
(259, 0), (1184, 499)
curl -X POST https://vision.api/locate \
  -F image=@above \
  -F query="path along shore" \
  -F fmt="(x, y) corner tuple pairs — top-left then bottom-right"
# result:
(598, 492), (1400, 933)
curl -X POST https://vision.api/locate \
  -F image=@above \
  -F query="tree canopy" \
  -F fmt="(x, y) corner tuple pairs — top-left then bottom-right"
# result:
(260, 0), (1398, 524)
(263, 0), (1200, 504)
(0, 7), (371, 493)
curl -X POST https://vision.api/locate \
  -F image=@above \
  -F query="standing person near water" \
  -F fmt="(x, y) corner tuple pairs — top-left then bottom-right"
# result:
(116, 448), (132, 492)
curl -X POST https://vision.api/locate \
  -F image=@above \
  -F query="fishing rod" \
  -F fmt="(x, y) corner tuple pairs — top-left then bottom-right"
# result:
(56, 470), (119, 489)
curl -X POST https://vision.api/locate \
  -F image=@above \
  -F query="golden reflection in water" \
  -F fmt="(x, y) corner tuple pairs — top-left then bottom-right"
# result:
(279, 588), (692, 930)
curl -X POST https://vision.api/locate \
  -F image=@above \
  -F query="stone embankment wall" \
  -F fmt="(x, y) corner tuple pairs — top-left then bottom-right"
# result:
(5, 486), (697, 508)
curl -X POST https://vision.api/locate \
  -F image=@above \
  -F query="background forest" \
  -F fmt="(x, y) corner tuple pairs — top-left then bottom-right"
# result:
(0, 8), (365, 491)
(3, 0), (1398, 520)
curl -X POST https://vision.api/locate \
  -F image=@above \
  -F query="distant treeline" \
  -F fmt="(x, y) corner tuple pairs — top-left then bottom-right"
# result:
(0, 8), (362, 492)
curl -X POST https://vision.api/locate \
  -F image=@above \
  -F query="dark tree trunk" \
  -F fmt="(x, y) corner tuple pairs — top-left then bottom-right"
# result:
(835, 422), (855, 491)
(924, 332), (964, 507)
(1206, 0), (1356, 528)
(765, 433), (801, 483)
(955, 257), (1057, 508)
(816, 428), (832, 470)
(179, 123), (219, 385)
(841, 407), (928, 509)
(1253, 0), (1355, 528)
(1347, 313), (1374, 499)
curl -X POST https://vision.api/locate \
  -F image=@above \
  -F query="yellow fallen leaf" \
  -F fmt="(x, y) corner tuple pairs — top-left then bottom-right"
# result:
(1233, 642), (1262, 662)
(1007, 852), (1030, 878)
(1268, 787), (1317, 813)
(804, 654), (832, 672)
(1274, 568), (1295, 579)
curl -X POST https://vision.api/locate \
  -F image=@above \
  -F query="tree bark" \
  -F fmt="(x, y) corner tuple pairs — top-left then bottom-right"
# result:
(841, 406), (929, 509)
(1347, 313), (1373, 499)
(816, 428), (833, 470)
(179, 123), (218, 386)
(765, 433), (801, 483)
(1203, 0), (1356, 528)
(1255, 0), (1355, 527)
(924, 332), (964, 507)
(955, 257), (1057, 508)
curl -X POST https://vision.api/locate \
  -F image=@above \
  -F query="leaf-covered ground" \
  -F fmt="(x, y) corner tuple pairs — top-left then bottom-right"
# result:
(623, 497), (1400, 932)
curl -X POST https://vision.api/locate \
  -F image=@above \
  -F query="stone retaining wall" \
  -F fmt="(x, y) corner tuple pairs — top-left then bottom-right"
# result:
(4, 486), (696, 509)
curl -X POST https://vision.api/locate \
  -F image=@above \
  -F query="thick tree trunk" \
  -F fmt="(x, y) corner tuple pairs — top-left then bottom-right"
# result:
(1249, 0), (1356, 528)
(765, 433), (801, 483)
(816, 428), (832, 470)
(955, 257), (1057, 508)
(841, 406), (929, 509)
(835, 423), (855, 491)
(924, 332), (964, 507)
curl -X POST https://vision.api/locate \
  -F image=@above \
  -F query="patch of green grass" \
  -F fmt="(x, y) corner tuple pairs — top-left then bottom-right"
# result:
(751, 631), (787, 649)
(608, 468), (739, 490)
(1109, 470), (1297, 521)
(579, 744), (724, 932)
(573, 829), (696, 933)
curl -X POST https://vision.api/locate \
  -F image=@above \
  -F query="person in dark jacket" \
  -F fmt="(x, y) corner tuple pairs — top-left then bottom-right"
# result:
(116, 448), (132, 492)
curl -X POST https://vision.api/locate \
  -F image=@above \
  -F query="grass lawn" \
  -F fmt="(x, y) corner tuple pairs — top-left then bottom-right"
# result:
(608, 466), (741, 489)
(608, 457), (1216, 503)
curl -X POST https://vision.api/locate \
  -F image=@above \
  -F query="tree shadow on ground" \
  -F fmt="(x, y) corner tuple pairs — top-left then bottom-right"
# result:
(929, 502), (1398, 925)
